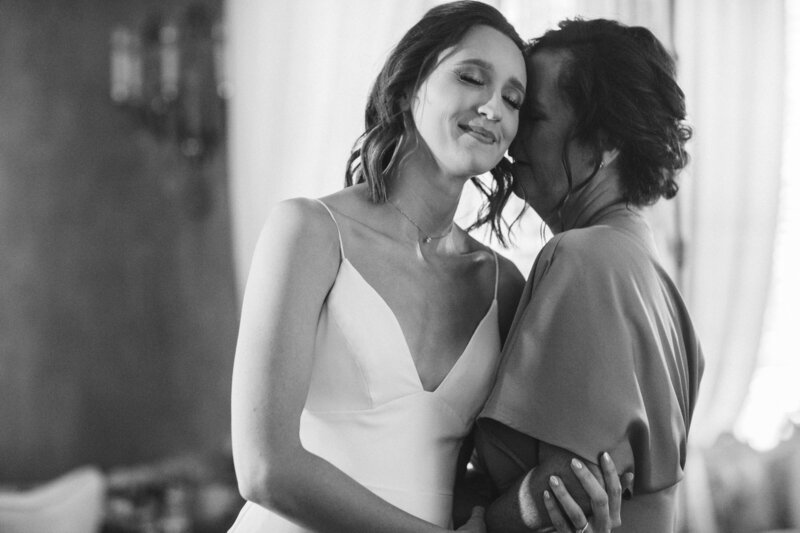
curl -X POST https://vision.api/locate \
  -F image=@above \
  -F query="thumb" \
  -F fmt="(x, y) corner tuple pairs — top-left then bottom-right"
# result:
(470, 506), (485, 520)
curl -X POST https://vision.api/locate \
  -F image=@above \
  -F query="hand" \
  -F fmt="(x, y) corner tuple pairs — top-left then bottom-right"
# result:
(456, 506), (487, 533)
(542, 452), (631, 533)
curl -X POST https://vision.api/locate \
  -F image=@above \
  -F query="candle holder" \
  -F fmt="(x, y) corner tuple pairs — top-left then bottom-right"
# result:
(110, 3), (227, 218)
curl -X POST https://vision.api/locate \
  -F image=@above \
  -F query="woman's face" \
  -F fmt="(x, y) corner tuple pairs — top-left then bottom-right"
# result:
(509, 49), (594, 220)
(409, 25), (526, 179)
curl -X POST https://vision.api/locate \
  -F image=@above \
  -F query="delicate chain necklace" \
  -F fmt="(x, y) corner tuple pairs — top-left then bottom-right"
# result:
(388, 200), (454, 244)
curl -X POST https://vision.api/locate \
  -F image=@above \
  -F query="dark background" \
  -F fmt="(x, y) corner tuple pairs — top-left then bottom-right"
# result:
(0, 0), (238, 483)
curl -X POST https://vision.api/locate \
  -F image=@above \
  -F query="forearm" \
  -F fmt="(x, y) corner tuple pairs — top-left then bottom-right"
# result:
(244, 447), (448, 533)
(485, 467), (548, 533)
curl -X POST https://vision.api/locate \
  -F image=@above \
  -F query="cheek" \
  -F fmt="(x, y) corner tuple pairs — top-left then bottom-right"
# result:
(534, 134), (564, 167)
(510, 164), (532, 198)
(514, 123), (537, 156)
(413, 98), (454, 140)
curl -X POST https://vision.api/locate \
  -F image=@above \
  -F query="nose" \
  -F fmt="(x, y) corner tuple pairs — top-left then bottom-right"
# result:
(477, 91), (503, 122)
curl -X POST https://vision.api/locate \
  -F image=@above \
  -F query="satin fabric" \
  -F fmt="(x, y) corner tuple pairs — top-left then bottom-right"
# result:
(478, 178), (704, 532)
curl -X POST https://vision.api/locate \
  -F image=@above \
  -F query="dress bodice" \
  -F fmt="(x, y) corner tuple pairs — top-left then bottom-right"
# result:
(229, 200), (502, 532)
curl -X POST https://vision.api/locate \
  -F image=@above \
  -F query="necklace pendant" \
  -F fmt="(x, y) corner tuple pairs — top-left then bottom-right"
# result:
(423, 236), (432, 244)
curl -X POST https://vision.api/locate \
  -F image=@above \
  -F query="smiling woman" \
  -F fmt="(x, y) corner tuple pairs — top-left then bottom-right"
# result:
(227, 3), (534, 532)
(407, 26), (525, 183)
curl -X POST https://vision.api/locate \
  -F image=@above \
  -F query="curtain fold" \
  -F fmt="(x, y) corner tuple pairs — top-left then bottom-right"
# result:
(674, 0), (785, 447)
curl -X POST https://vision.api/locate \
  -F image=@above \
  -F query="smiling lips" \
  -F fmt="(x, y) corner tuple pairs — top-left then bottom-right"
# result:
(460, 123), (498, 144)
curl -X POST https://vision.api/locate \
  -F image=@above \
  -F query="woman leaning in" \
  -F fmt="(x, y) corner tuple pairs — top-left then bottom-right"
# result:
(476, 18), (704, 533)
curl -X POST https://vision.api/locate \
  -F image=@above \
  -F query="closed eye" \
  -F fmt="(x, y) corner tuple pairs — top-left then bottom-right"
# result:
(504, 94), (523, 110)
(458, 72), (485, 86)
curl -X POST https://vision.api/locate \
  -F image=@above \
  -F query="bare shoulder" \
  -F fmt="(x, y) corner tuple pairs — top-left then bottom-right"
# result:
(316, 183), (374, 219)
(261, 197), (342, 247)
(265, 197), (336, 235)
(252, 197), (342, 280)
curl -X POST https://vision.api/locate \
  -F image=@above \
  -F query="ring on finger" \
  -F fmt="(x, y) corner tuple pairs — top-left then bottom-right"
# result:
(574, 522), (589, 533)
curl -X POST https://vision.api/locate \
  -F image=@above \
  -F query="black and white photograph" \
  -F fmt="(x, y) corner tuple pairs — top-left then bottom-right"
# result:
(1, 1), (797, 532)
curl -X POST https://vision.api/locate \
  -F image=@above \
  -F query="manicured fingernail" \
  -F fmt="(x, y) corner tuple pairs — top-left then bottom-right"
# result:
(603, 452), (611, 463)
(571, 458), (583, 469)
(544, 489), (552, 500)
(549, 475), (560, 487)
(623, 472), (634, 499)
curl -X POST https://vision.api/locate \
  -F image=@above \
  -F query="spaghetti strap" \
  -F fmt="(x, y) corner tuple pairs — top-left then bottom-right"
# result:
(492, 250), (499, 300)
(313, 198), (346, 260)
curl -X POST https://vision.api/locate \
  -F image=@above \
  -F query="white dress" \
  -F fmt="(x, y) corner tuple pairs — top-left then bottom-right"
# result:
(229, 200), (502, 531)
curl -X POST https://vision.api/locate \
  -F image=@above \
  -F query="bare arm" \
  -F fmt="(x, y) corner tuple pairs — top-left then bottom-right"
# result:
(231, 199), (450, 533)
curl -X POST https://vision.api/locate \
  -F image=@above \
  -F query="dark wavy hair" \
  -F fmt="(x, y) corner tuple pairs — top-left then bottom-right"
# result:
(529, 18), (692, 206)
(344, 0), (525, 244)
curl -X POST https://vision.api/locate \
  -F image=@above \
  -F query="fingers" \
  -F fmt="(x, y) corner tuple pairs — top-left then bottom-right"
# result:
(621, 472), (635, 500)
(599, 452), (623, 528)
(455, 506), (486, 532)
(470, 506), (485, 520)
(547, 470), (599, 532)
(543, 489), (574, 533)
(568, 458), (612, 530)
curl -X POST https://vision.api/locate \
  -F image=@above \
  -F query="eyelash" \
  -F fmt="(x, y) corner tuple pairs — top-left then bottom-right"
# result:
(505, 95), (523, 110)
(458, 72), (484, 85)
(458, 72), (522, 111)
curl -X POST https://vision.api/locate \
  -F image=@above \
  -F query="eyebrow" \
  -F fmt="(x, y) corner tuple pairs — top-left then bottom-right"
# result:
(456, 58), (526, 94)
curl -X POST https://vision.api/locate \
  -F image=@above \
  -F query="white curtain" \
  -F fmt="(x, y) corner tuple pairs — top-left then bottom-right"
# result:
(225, 0), (441, 294)
(675, 0), (785, 447)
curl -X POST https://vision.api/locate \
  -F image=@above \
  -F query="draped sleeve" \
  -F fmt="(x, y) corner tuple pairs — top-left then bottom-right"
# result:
(479, 224), (704, 495)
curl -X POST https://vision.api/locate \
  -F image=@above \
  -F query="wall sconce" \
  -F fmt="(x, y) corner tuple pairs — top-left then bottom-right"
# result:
(109, 3), (227, 218)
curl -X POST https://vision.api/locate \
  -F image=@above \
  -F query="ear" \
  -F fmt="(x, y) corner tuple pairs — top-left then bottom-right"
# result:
(399, 87), (415, 112)
(600, 147), (620, 168)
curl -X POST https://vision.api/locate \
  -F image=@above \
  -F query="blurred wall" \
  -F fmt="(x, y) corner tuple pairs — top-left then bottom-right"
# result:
(0, 0), (237, 483)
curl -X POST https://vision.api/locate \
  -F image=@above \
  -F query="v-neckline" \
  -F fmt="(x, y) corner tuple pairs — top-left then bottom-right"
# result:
(340, 258), (497, 394)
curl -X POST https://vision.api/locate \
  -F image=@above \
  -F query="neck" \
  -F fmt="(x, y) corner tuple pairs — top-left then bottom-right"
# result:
(546, 169), (627, 233)
(386, 150), (467, 242)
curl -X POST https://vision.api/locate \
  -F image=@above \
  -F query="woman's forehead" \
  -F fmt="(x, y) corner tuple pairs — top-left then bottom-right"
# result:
(440, 25), (526, 79)
(527, 50), (570, 106)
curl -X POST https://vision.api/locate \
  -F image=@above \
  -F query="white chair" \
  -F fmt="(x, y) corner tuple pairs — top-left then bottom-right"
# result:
(0, 465), (106, 533)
